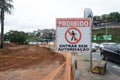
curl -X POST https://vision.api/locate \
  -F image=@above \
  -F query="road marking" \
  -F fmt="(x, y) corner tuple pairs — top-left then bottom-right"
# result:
(87, 58), (101, 61)
(112, 66), (120, 70)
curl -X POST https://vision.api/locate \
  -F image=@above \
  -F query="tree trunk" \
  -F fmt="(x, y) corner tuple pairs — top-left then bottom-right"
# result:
(0, 9), (4, 49)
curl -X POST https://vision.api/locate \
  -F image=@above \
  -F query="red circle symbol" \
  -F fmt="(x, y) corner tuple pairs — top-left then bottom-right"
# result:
(65, 27), (82, 44)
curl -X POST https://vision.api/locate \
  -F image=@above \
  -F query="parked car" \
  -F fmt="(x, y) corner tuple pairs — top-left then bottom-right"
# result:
(92, 42), (100, 49)
(99, 42), (116, 50)
(92, 45), (97, 52)
(100, 44), (120, 63)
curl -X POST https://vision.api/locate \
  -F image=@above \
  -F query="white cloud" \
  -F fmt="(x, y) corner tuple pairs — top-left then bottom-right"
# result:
(3, 0), (120, 33)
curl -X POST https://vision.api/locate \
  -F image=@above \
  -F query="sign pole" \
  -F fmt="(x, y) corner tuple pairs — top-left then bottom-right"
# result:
(90, 50), (93, 69)
(90, 22), (93, 69)
(71, 52), (78, 79)
(84, 8), (93, 69)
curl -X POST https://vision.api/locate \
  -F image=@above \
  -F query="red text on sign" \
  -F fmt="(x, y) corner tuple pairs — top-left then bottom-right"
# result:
(56, 19), (90, 27)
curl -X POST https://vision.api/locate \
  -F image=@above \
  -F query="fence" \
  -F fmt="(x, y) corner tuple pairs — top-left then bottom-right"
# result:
(42, 53), (71, 80)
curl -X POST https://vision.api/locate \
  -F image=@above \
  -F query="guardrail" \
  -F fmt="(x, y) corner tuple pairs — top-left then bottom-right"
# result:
(40, 43), (78, 80)
(42, 53), (71, 80)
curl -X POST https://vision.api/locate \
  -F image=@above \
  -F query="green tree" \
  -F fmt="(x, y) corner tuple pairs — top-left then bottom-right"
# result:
(108, 12), (120, 22)
(93, 16), (101, 21)
(6, 30), (28, 45)
(0, 0), (13, 48)
(102, 14), (109, 21)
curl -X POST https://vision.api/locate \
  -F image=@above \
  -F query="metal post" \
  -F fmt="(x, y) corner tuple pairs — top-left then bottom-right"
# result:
(90, 50), (93, 69)
(106, 22), (107, 42)
(90, 20), (93, 69)
(71, 52), (77, 80)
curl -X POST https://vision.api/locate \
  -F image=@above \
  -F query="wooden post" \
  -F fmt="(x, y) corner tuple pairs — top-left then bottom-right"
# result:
(90, 50), (93, 69)
(71, 52), (78, 80)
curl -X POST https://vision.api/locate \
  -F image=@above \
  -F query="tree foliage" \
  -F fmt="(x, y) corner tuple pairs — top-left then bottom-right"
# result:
(5, 30), (28, 45)
(93, 12), (120, 23)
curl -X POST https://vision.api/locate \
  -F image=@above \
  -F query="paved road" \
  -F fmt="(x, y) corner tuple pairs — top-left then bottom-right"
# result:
(107, 60), (120, 77)
(77, 50), (120, 78)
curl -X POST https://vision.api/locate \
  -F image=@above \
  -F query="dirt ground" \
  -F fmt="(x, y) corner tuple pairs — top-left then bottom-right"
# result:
(0, 43), (65, 80)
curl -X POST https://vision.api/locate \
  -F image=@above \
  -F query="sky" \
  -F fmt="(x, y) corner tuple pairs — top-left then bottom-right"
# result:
(3, 0), (120, 33)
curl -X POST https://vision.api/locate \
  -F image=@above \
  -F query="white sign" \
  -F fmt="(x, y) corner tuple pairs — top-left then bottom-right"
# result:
(56, 18), (91, 53)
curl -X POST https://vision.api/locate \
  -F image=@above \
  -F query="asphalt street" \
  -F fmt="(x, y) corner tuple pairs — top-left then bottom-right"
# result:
(77, 50), (120, 78)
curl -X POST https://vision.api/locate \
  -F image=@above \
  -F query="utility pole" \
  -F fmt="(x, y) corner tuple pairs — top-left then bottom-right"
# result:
(84, 8), (93, 69)
(105, 22), (108, 42)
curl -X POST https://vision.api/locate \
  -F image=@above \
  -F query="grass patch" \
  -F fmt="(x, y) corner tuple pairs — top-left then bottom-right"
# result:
(83, 59), (90, 62)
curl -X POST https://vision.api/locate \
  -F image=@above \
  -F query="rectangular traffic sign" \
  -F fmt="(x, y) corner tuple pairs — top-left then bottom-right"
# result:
(56, 18), (91, 53)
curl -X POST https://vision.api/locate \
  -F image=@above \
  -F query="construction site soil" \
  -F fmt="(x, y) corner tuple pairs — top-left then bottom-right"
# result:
(0, 43), (65, 80)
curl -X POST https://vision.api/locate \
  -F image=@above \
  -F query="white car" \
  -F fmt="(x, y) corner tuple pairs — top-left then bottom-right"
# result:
(92, 45), (97, 52)
(92, 42), (100, 49)
(99, 42), (116, 50)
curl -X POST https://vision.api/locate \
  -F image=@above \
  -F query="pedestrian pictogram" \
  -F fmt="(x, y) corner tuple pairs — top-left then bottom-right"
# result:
(65, 27), (82, 44)
(71, 31), (77, 41)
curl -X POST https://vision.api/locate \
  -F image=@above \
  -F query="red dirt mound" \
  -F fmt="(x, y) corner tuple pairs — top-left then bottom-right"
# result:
(0, 45), (65, 71)
(4, 43), (18, 47)
(0, 45), (66, 80)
